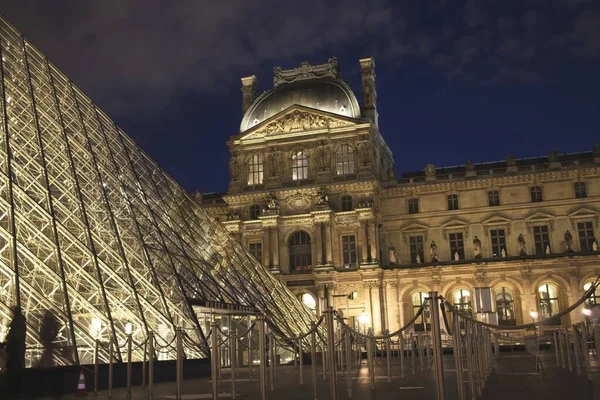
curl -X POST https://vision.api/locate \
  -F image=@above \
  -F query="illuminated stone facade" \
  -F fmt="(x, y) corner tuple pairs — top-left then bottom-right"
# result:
(204, 57), (600, 334)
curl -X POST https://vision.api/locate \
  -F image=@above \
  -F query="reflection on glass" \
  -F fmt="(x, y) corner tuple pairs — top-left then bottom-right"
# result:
(452, 288), (472, 315)
(411, 291), (430, 331)
(495, 287), (515, 326)
(538, 283), (559, 318)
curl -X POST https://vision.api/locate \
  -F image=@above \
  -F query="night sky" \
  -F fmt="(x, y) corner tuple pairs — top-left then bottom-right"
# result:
(1, 1), (599, 194)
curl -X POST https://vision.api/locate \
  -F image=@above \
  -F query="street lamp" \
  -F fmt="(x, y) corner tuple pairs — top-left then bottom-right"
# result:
(358, 311), (369, 334)
(529, 310), (538, 323)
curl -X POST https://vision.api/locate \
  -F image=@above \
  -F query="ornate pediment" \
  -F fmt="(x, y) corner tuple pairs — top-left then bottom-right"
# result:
(568, 207), (599, 229)
(440, 219), (470, 239)
(482, 215), (512, 235)
(239, 106), (357, 142)
(524, 211), (555, 232)
(401, 223), (429, 243)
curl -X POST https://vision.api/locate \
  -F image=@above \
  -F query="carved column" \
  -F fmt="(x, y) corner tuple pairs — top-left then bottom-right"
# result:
(386, 281), (400, 332)
(359, 221), (368, 264)
(263, 228), (271, 268)
(315, 223), (323, 265)
(371, 281), (383, 334)
(369, 221), (378, 263)
(272, 228), (280, 270)
(317, 285), (325, 316)
(324, 223), (333, 264)
(241, 75), (258, 114)
(362, 282), (372, 331)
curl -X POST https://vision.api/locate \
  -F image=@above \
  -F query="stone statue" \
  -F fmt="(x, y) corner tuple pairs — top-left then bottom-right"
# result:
(454, 251), (460, 261)
(564, 230), (573, 252)
(388, 244), (397, 265)
(546, 245), (551, 255)
(501, 248), (507, 258)
(594, 144), (600, 158)
(430, 241), (439, 263)
(268, 147), (282, 177)
(465, 160), (475, 171)
(315, 187), (329, 206)
(356, 139), (372, 166)
(424, 163), (436, 177)
(517, 234), (527, 256)
(593, 241), (598, 252)
(229, 153), (240, 181)
(315, 141), (330, 171)
(416, 254), (421, 264)
(548, 150), (560, 162)
(506, 154), (516, 167)
(265, 193), (279, 211)
(473, 236), (482, 259)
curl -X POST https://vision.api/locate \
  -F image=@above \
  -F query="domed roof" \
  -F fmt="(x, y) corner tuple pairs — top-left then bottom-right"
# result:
(240, 79), (361, 132)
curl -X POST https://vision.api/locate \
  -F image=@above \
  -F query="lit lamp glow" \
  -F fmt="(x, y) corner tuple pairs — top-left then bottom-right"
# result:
(90, 317), (102, 339)
(530, 310), (538, 323)
(125, 322), (133, 335)
(582, 308), (592, 317)
(358, 311), (369, 326)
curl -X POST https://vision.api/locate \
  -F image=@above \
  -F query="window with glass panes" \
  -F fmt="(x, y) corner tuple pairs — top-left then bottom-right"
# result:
(408, 198), (419, 214)
(490, 229), (506, 257)
(449, 232), (465, 260)
(530, 186), (543, 202)
(249, 204), (261, 220)
(583, 281), (598, 308)
(452, 289), (472, 315)
(488, 190), (500, 206)
(248, 155), (264, 185)
(533, 225), (550, 255)
(574, 181), (587, 198)
(289, 231), (312, 272)
(577, 222), (595, 252)
(447, 194), (459, 210)
(341, 195), (353, 212)
(411, 292), (430, 331)
(342, 235), (357, 268)
(495, 287), (516, 326)
(538, 283), (559, 319)
(336, 144), (355, 175)
(249, 242), (262, 262)
(292, 151), (308, 180)
(409, 236), (424, 263)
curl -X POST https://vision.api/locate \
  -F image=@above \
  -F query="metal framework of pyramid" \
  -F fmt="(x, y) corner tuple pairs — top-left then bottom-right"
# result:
(0, 16), (316, 367)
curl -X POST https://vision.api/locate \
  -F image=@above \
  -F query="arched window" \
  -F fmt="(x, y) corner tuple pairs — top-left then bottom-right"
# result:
(408, 198), (419, 214)
(447, 194), (459, 210)
(495, 287), (516, 326)
(249, 204), (261, 220)
(289, 231), (312, 272)
(299, 292), (317, 314)
(583, 281), (598, 309)
(341, 195), (353, 212)
(411, 291), (430, 331)
(248, 155), (264, 185)
(538, 283), (559, 319)
(452, 288), (472, 315)
(292, 150), (308, 180)
(336, 144), (355, 175)
(574, 181), (587, 199)
(530, 186), (543, 202)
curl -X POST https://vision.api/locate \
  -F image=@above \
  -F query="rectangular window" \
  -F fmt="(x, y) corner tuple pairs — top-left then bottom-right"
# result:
(533, 226), (550, 255)
(449, 232), (465, 260)
(488, 190), (500, 206)
(530, 186), (543, 202)
(249, 242), (262, 262)
(342, 235), (357, 267)
(490, 229), (506, 257)
(574, 182), (587, 199)
(408, 198), (419, 214)
(248, 155), (264, 185)
(447, 194), (459, 210)
(409, 236), (424, 263)
(577, 222), (595, 252)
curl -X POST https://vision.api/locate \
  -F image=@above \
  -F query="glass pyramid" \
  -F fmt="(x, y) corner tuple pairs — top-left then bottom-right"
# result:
(0, 16), (315, 367)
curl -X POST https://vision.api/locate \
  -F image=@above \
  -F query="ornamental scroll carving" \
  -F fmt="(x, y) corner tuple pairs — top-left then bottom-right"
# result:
(273, 58), (340, 86)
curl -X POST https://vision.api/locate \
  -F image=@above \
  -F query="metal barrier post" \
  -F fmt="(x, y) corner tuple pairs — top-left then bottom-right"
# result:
(108, 339), (114, 400)
(564, 329), (573, 372)
(142, 338), (147, 389)
(553, 330), (560, 367)
(464, 320), (476, 400)
(494, 332), (499, 359)
(452, 312), (465, 400)
(427, 334), (432, 368)
(419, 334), (424, 372)
(176, 328), (183, 400)
(410, 332), (415, 375)
(557, 328), (566, 369)
(429, 291), (445, 400)
(573, 325), (582, 375)
(248, 323), (253, 380)
(231, 330), (237, 399)
(211, 322), (218, 400)
(148, 332), (154, 400)
(93, 339), (99, 396)
(269, 332), (275, 391)
(367, 333), (375, 390)
(326, 307), (338, 399)
(400, 335), (405, 379)
(386, 330), (392, 383)
(298, 339), (304, 385)
(258, 316), (267, 400)
(310, 321), (318, 400)
(322, 340), (328, 381)
(127, 333), (133, 400)
(345, 329), (352, 399)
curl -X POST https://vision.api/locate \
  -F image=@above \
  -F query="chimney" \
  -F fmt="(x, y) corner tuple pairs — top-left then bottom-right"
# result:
(359, 57), (378, 129)
(241, 75), (259, 114)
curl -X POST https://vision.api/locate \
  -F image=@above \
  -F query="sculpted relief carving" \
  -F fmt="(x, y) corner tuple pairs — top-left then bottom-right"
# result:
(229, 151), (240, 181)
(268, 147), (282, 177)
(246, 110), (353, 138)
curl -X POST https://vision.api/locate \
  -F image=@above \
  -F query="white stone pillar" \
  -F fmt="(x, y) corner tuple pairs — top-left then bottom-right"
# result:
(369, 221), (378, 263)
(324, 223), (333, 264)
(272, 228), (279, 270)
(315, 223), (323, 265)
(359, 221), (368, 264)
(371, 282), (382, 334)
(362, 283), (372, 332)
(263, 228), (271, 268)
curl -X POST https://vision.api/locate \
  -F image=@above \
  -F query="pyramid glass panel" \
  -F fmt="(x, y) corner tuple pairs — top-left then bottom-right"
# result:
(0, 16), (316, 367)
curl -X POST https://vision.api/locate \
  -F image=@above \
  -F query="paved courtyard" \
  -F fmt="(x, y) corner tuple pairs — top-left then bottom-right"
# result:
(47, 350), (598, 400)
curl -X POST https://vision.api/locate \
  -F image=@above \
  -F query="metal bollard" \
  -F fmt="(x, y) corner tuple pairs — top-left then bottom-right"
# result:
(464, 321), (476, 400)
(258, 316), (267, 400)
(426, 334), (432, 369)
(385, 330), (392, 383)
(345, 329), (352, 399)
(494, 333), (499, 359)
(142, 338), (147, 389)
(367, 334), (375, 390)
(400, 335), (405, 379)
(582, 323), (592, 384)
(269, 332), (275, 391)
(248, 324), (253, 380)
(176, 328), (183, 400)
(93, 339), (99, 396)
(410, 332), (415, 375)
(211, 323), (218, 400)
(127, 334), (133, 400)
(310, 322), (318, 400)
(231, 330), (237, 399)
(573, 325), (582, 375)
(326, 308), (338, 399)
(419, 334), (424, 372)
(429, 291), (445, 400)
(298, 339), (304, 385)
(452, 313), (465, 400)
(108, 339), (114, 400)
(564, 329), (573, 373)
(149, 332), (154, 400)
(322, 340), (328, 381)
(557, 329), (566, 369)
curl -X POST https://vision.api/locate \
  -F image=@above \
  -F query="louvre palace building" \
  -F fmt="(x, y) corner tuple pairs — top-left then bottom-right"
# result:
(201, 57), (600, 335)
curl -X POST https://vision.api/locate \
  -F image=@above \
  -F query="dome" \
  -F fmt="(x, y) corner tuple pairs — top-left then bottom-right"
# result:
(240, 79), (361, 132)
